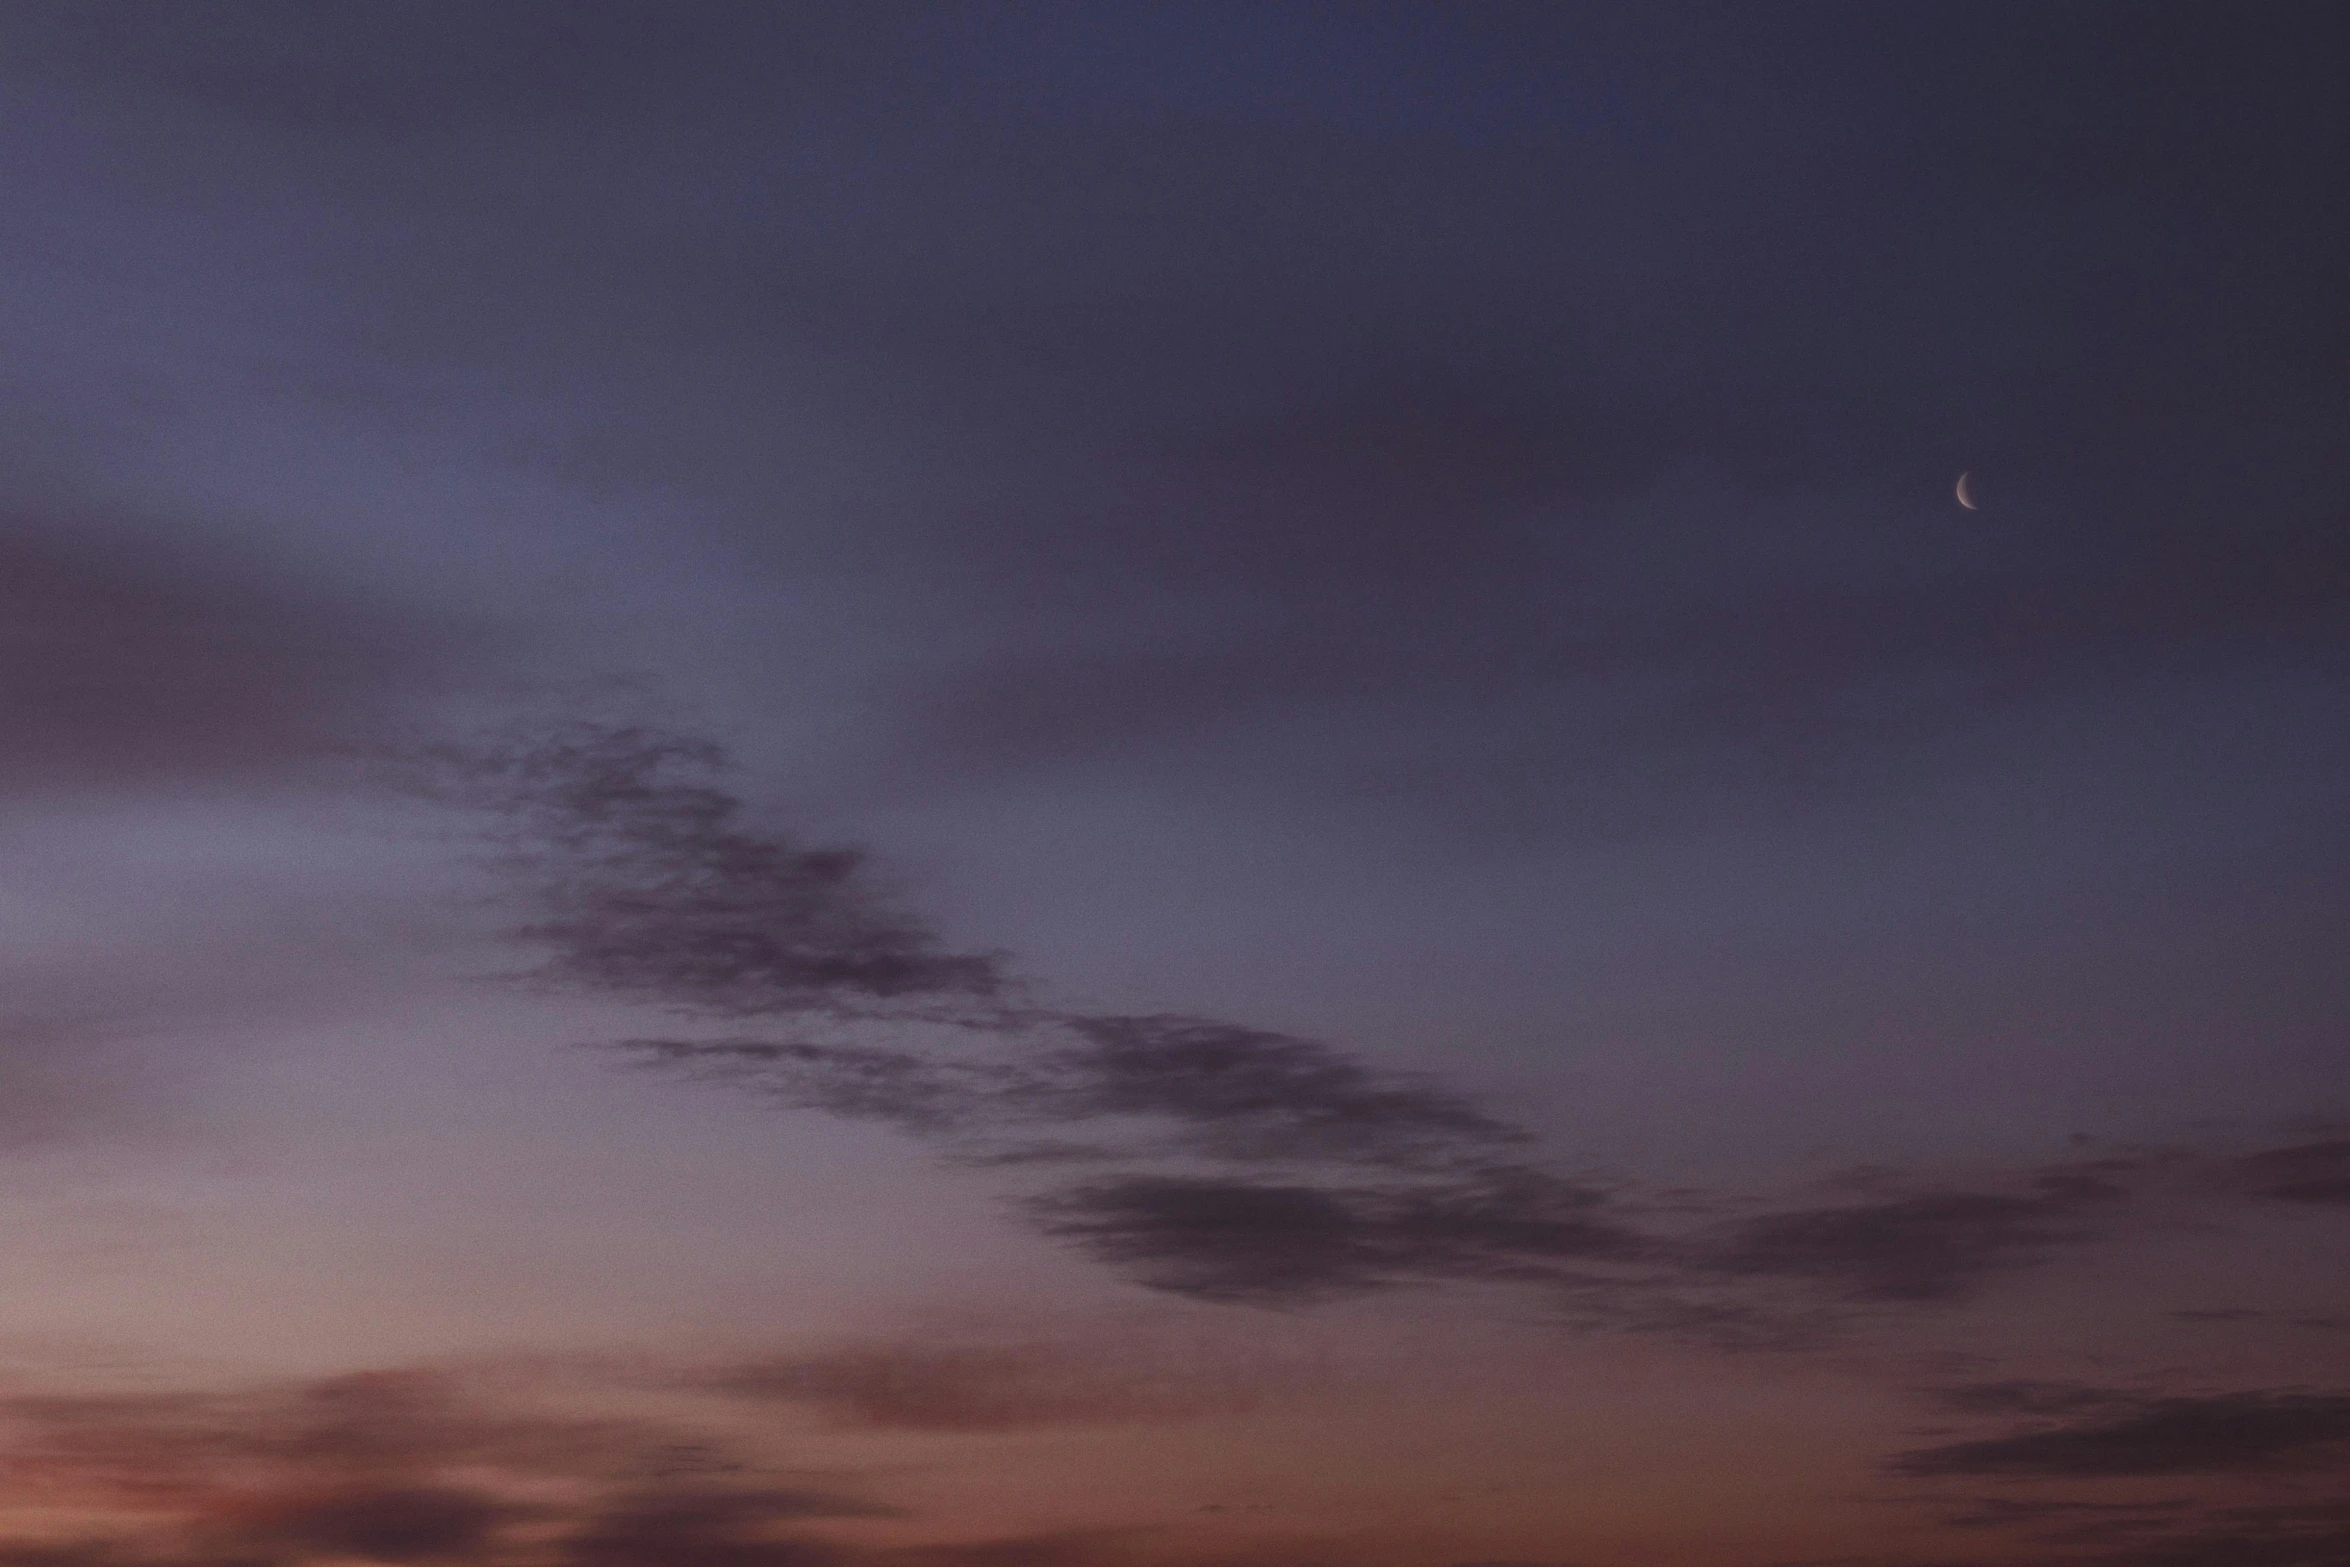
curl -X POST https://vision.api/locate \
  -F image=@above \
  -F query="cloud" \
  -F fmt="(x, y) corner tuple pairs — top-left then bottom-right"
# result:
(1022, 1015), (1526, 1169)
(437, 722), (1665, 1308)
(555, 1487), (891, 1567)
(438, 723), (1006, 1018)
(0, 1356), (1353, 1567)
(2058, 1501), (2350, 1567)
(0, 1361), (901, 1567)
(1892, 1388), (2350, 1478)
(613, 1011), (1525, 1171)
(1029, 1169), (1640, 1305)
(1907, 1496), (2350, 1567)
(1700, 1172), (2128, 1304)
(699, 1339), (1260, 1433)
(448, 723), (2350, 1327)
(2227, 1140), (2350, 1205)
(210, 1486), (512, 1563)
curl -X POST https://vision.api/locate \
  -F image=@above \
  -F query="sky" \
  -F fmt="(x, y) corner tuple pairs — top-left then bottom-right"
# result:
(0, 3), (2347, 1563)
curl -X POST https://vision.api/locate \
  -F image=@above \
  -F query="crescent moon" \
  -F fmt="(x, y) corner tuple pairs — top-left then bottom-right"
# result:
(1954, 472), (1977, 510)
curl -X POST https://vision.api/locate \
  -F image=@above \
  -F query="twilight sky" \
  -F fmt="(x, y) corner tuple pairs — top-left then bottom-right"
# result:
(1, 5), (2347, 1565)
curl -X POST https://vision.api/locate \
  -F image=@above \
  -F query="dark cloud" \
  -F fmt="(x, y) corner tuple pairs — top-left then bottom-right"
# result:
(556, 1488), (889, 1567)
(2058, 1501), (2350, 1567)
(1029, 1168), (1639, 1306)
(440, 723), (1006, 1018)
(1025, 1014), (1525, 1168)
(217, 1486), (510, 1563)
(1892, 1389), (2350, 1478)
(1930, 1381), (2143, 1418)
(873, 1532), (1153, 1567)
(450, 722), (1639, 1306)
(1909, 1497), (2350, 1567)
(2229, 1140), (2350, 1206)
(615, 1011), (1524, 1171)
(1700, 1170), (2129, 1303)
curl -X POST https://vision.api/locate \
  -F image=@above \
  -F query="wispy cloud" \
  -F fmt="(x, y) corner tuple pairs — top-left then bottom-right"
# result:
(437, 721), (2350, 1337)
(1895, 1385), (2350, 1478)
(2226, 1140), (2350, 1206)
(1699, 1171), (2129, 1304)
(1028, 1169), (1640, 1306)
(698, 1337), (1263, 1433)
(0, 1355), (1340, 1567)
(437, 723), (1006, 1020)
(612, 1012), (1526, 1172)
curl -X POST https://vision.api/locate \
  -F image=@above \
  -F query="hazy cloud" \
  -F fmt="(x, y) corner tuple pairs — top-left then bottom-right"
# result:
(449, 723), (2350, 1330)
(0, 1356), (1337, 1567)
(1893, 1388), (2350, 1478)
(1702, 1172), (2128, 1304)
(614, 1011), (1525, 1172)
(700, 1338), (1261, 1433)
(0, 523), (456, 795)
(2228, 1140), (2350, 1206)
(0, 1362), (894, 1567)
(556, 1487), (891, 1567)
(440, 723), (1005, 1018)
(218, 1486), (512, 1564)
(2057, 1501), (2350, 1567)
(1029, 1169), (1640, 1306)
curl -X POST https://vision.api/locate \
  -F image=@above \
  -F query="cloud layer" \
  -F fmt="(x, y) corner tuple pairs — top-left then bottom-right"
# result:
(439, 721), (2350, 1340)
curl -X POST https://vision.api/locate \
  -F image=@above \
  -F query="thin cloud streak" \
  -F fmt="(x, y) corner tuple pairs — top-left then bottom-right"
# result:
(436, 722), (1007, 1020)
(436, 720), (2350, 1335)
(1893, 1388), (2350, 1479)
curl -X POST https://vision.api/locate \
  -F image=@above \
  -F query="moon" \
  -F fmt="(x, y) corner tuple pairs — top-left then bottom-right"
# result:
(1954, 471), (1977, 510)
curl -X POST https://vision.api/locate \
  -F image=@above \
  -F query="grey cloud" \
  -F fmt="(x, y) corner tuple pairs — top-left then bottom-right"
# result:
(616, 1012), (1524, 1170)
(450, 721), (1630, 1309)
(1028, 1169), (1640, 1306)
(1930, 1381), (2143, 1419)
(441, 723), (1006, 1018)
(1892, 1389), (2350, 1478)
(223, 1486), (511, 1564)
(1023, 1014), (1525, 1168)
(1910, 1498), (2350, 1567)
(2062, 1502), (2350, 1567)
(1700, 1172), (2129, 1304)
(2229, 1140), (2350, 1206)
(615, 1038), (1001, 1138)
(700, 1339), (1259, 1433)
(0, 1362), (895, 1567)
(459, 723), (2350, 1325)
